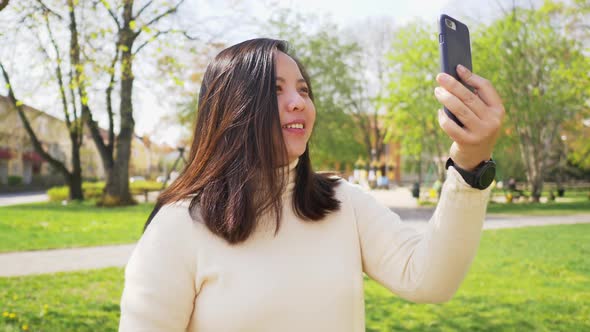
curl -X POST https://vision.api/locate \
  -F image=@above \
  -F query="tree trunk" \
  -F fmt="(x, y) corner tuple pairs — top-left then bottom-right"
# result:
(103, 3), (136, 205)
(530, 172), (543, 203)
(69, 138), (84, 200)
(520, 138), (543, 203)
(417, 156), (423, 185)
(68, 171), (84, 201)
(103, 67), (135, 204)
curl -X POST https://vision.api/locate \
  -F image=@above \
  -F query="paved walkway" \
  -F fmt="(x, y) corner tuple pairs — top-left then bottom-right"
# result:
(0, 244), (136, 277)
(0, 191), (48, 206)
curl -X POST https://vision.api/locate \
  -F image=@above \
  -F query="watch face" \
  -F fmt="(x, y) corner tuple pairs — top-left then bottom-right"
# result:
(479, 165), (496, 189)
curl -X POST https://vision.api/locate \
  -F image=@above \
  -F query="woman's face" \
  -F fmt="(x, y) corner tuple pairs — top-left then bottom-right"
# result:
(275, 51), (316, 163)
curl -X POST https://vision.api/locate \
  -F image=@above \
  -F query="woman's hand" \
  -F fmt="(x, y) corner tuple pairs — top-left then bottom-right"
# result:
(434, 64), (505, 171)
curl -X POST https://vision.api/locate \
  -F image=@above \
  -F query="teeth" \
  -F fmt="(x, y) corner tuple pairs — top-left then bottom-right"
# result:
(284, 123), (304, 129)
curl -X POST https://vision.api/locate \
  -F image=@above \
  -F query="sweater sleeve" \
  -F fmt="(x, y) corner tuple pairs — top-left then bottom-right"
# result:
(351, 167), (490, 303)
(119, 204), (198, 331)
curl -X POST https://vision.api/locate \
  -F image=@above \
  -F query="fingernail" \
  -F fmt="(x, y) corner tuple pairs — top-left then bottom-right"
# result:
(438, 73), (450, 82)
(457, 64), (468, 74)
(434, 87), (443, 95)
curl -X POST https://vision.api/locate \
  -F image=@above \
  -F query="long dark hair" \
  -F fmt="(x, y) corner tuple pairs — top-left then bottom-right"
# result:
(145, 38), (340, 244)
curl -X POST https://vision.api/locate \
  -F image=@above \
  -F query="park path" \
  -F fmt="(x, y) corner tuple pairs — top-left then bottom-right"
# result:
(0, 191), (48, 206)
(1, 188), (589, 277)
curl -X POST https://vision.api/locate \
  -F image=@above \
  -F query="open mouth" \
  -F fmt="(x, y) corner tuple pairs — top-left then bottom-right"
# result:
(282, 123), (305, 129)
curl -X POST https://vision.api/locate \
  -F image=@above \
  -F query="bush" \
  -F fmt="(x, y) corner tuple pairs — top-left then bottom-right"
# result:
(83, 182), (105, 200)
(7, 176), (22, 186)
(47, 186), (69, 201)
(47, 183), (104, 202)
(47, 181), (161, 202)
(130, 180), (163, 194)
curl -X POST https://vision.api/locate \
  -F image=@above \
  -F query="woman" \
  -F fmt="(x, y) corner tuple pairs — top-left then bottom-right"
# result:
(119, 38), (504, 331)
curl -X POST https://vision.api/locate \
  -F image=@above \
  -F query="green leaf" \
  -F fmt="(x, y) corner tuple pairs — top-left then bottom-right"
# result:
(173, 77), (183, 87)
(100, 0), (111, 10)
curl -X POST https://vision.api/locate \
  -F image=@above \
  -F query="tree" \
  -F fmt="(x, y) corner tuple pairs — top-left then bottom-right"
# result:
(73, 0), (190, 205)
(265, 10), (367, 169)
(561, 0), (590, 172)
(473, 2), (590, 202)
(0, 0), (90, 200)
(162, 41), (229, 144)
(382, 21), (452, 183)
(343, 17), (396, 164)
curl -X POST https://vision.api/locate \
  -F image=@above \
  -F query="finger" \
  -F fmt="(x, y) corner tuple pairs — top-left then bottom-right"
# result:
(436, 72), (487, 120)
(437, 109), (475, 145)
(434, 87), (481, 128)
(456, 65), (502, 107)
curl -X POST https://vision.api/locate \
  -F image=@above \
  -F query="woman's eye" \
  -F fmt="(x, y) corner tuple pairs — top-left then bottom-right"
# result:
(299, 87), (309, 94)
(276, 85), (282, 92)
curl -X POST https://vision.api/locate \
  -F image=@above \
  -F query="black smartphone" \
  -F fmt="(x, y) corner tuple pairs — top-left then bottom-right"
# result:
(438, 14), (473, 128)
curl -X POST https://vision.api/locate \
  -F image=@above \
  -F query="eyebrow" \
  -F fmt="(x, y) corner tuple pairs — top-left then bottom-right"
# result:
(276, 77), (307, 84)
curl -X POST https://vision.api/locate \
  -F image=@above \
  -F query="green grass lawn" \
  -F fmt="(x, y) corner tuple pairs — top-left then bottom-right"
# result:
(364, 223), (590, 331)
(417, 196), (590, 215)
(0, 268), (123, 332)
(487, 200), (590, 215)
(0, 202), (153, 253)
(1, 224), (588, 331)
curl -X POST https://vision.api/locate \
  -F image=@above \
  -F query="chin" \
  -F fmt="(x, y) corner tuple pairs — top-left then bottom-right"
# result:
(287, 149), (305, 161)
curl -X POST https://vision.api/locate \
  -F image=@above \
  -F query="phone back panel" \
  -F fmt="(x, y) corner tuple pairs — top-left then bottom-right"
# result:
(439, 14), (473, 91)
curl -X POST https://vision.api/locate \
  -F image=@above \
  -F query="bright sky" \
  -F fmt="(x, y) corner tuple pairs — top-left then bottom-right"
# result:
(142, 0), (517, 145)
(265, 0), (453, 26)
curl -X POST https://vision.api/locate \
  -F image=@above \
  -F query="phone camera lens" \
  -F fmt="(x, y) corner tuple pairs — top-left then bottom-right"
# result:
(445, 18), (456, 30)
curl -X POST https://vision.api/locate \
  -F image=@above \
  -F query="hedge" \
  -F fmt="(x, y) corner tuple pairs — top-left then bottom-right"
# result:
(47, 181), (163, 201)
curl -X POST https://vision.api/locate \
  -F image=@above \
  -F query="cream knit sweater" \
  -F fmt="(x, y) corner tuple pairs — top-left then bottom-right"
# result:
(119, 164), (490, 332)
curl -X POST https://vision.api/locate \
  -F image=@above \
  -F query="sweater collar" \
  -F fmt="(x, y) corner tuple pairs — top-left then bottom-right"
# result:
(282, 158), (299, 194)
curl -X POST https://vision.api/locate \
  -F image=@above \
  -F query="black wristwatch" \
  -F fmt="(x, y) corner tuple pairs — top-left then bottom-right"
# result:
(445, 158), (496, 190)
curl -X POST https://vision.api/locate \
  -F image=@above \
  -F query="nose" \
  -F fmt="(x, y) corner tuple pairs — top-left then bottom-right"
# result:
(286, 91), (305, 112)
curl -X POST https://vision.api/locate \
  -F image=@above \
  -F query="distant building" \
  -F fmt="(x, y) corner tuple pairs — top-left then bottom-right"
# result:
(0, 96), (172, 188)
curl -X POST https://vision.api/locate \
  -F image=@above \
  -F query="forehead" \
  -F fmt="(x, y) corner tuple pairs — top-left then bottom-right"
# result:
(275, 51), (303, 79)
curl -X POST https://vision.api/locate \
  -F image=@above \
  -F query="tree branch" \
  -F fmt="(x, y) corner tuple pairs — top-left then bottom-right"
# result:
(40, 11), (73, 128)
(0, 0), (9, 12)
(134, 0), (153, 19)
(182, 31), (201, 41)
(139, 0), (185, 33)
(100, 0), (121, 28)
(34, 0), (63, 20)
(133, 29), (174, 55)
(66, 0), (112, 165)
(106, 49), (119, 151)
